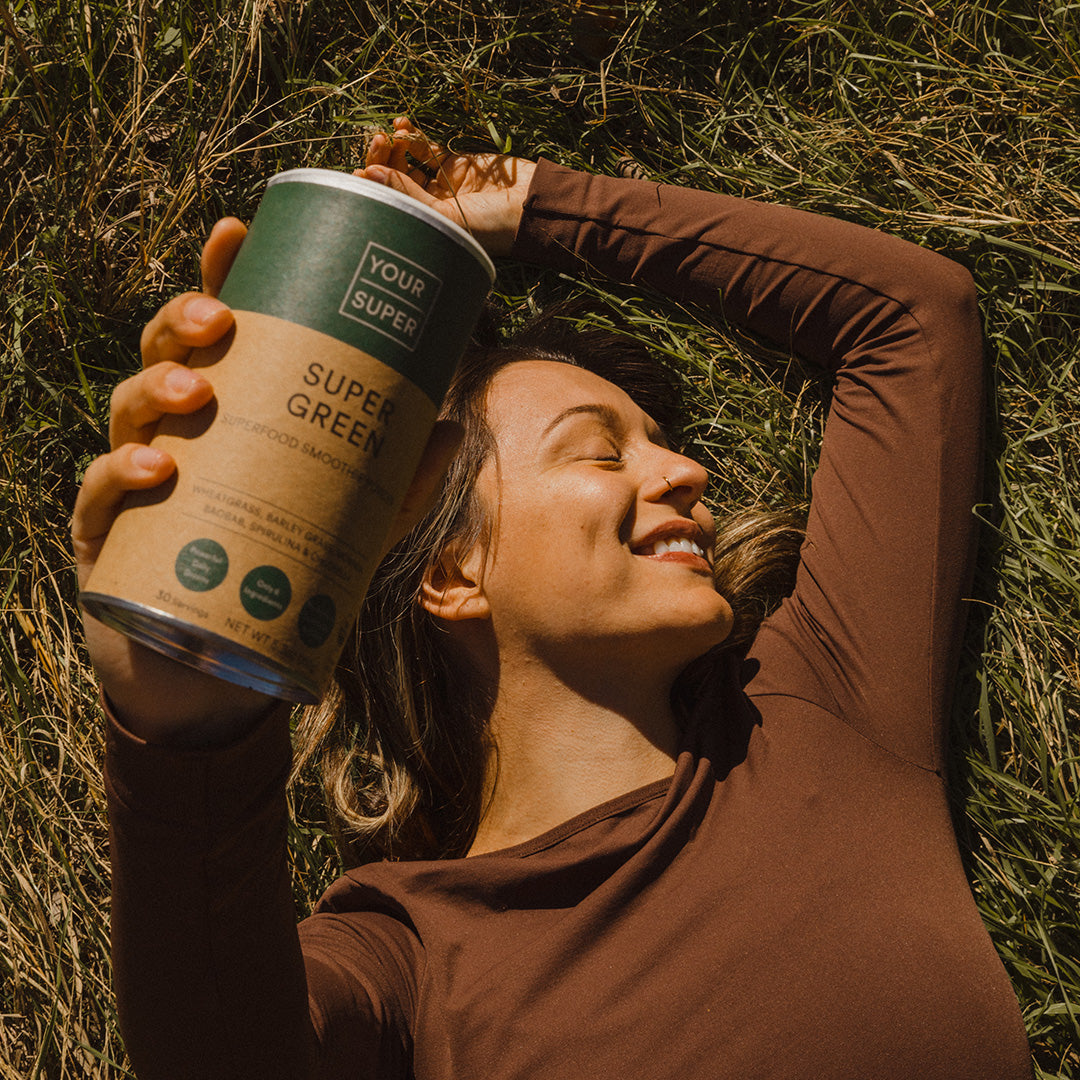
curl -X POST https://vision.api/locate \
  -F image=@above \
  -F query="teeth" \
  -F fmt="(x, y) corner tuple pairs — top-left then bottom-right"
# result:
(651, 538), (705, 558)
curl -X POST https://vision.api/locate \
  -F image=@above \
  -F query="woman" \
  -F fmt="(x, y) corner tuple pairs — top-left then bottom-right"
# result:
(73, 118), (1034, 1078)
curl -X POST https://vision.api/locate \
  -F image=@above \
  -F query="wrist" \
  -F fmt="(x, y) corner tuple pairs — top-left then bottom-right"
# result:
(101, 662), (281, 750)
(484, 159), (537, 258)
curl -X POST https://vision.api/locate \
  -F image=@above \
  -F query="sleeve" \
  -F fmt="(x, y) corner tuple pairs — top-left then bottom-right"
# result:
(300, 907), (421, 1078)
(510, 159), (983, 772)
(105, 706), (414, 1079)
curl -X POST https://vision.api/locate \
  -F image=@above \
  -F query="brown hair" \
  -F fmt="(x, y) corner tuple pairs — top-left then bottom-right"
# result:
(292, 305), (804, 865)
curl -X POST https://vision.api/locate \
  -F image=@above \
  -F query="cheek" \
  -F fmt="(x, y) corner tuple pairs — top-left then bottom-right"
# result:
(479, 479), (631, 602)
(491, 468), (628, 551)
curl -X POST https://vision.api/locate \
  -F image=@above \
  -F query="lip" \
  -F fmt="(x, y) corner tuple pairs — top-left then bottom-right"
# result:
(641, 550), (714, 574)
(630, 520), (714, 570)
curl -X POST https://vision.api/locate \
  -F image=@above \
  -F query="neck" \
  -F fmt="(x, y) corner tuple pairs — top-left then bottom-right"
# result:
(467, 656), (681, 856)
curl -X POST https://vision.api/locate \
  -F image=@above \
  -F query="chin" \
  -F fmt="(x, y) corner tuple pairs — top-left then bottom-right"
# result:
(647, 607), (735, 679)
(675, 597), (735, 651)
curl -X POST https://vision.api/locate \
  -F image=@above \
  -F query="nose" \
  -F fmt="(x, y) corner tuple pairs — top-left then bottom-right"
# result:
(645, 447), (709, 508)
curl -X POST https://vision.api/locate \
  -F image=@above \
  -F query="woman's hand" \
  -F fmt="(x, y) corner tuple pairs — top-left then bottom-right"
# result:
(73, 216), (463, 744)
(355, 116), (536, 258)
(71, 218), (281, 744)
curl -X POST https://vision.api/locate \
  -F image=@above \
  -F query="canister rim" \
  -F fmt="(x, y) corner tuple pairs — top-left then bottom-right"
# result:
(267, 168), (496, 284)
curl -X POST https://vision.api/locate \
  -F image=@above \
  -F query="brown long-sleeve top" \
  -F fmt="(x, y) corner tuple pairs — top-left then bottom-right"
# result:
(104, 161), (1034, 1078)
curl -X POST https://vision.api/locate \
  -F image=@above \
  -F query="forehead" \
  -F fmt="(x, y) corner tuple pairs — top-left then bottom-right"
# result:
(484, 359), (650, 439)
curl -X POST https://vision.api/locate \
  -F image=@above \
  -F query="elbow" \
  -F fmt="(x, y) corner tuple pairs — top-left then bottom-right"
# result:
(939, 258), (979, 323)
(896, 252), (983, 382)
(913, 252), (981, 337)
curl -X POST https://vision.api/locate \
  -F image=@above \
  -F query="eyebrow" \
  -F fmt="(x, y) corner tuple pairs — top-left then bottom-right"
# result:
(540, 402), (669, 450)
(540, 403), (623, 440)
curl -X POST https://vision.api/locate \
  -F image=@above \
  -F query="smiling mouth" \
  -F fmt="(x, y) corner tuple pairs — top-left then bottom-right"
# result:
(636, 537), (707, 559)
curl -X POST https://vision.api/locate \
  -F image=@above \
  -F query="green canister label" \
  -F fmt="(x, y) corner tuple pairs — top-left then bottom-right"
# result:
(219, 171), (492, 403)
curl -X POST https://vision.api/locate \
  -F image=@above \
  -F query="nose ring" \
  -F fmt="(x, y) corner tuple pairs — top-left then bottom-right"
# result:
(663, 476), (674, 494)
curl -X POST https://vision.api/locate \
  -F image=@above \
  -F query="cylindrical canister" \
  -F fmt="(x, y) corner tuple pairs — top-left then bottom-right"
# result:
(82, 169), (494, 703)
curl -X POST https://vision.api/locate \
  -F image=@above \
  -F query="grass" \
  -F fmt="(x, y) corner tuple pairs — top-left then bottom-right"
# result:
(2, 0), (1078, 1074)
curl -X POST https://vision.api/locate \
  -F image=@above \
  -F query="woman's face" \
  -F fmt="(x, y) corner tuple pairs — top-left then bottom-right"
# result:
(466, 360), (733, 680)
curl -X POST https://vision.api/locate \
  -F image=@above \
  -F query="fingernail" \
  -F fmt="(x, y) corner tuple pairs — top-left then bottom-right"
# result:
(132, 446), (165, 472)
(185, 296), (224, 326)
(166, 367), (205, 394)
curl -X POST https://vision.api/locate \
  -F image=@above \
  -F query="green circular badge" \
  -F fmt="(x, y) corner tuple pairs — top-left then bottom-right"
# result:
(297, 594), (336, 648)
(240, 566), (292, 621)
(175, 538), (229, 592)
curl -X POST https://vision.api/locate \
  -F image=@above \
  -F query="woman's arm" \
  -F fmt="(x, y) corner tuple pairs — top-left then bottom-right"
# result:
(104, 703), (319, 1077)
(509, 160), (983, 771)
(105, 701), (422, 1079)
(361, 124), (982, 768)
(76, 216), (450, 1078)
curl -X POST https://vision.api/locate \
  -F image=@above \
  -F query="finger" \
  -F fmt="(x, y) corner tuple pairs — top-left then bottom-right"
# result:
(391, 115), (420, 146)
(392, 116), (442, 149)
(365, 131), (392, 169)
(393, 118), (450, 171)
(200, 217), (247, 297)
(387, 131), (414, 174)
(140, 291), (235, 369)
(109, 361), (214, 449)
(72, 444), (176, 581)
(357, 165), (455, 219)
(386, 122), (443, 175)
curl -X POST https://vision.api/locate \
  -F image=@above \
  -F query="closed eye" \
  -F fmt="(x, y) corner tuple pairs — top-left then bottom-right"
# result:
(542, 405), (631, 466)
(577, 437), (622, 463)
(584, 444), (623, 464)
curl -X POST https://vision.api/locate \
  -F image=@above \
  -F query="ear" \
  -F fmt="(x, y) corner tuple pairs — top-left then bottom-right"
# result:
(419, 538), (490, 622)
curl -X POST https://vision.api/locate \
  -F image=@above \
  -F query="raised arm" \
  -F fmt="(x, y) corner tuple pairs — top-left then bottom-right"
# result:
(77, 216), (451, 1079)
(507, 160), (982, 771)
(74, 218), (321, 1077)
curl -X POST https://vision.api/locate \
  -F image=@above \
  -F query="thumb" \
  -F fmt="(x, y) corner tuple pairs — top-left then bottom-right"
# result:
(357, 165), (441, 210)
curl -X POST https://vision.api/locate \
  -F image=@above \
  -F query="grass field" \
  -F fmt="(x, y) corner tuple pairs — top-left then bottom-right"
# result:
(2, 0), (1078, 1075)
